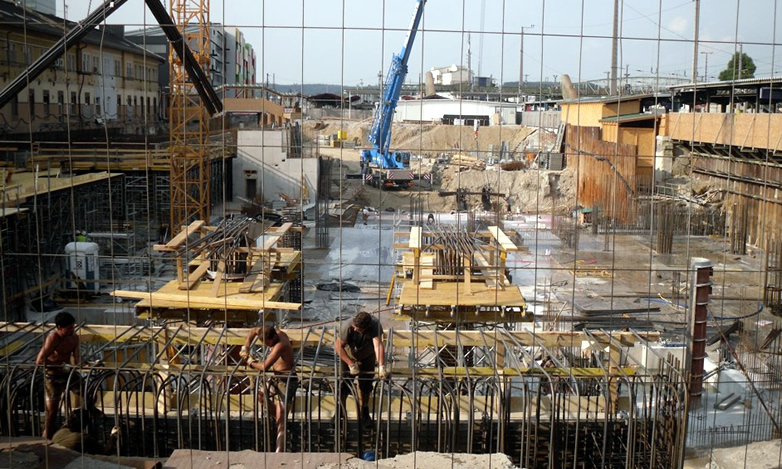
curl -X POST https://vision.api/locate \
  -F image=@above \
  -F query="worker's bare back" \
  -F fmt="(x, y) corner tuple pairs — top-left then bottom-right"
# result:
(37, 331), (79, 375)
(272, 331), (295, 374)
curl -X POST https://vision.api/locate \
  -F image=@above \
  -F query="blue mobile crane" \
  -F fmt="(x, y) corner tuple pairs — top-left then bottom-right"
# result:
(360, 0), (427, 189)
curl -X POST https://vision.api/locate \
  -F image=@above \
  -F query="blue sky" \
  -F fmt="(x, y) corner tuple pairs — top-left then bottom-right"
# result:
(67, 0), (782, 86)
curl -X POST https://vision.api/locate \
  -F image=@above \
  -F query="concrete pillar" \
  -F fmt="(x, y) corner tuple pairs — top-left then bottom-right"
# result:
(689, 257), (713, 407)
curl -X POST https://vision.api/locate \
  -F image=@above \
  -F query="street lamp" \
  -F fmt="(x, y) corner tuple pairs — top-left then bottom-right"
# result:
(519, 24), (535, 100)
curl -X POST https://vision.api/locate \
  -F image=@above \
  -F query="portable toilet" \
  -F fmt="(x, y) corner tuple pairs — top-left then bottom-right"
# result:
(64, 242), (100, 292)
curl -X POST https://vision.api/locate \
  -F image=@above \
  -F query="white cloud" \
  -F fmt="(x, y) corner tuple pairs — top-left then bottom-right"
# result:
(668, 16), (688, 35)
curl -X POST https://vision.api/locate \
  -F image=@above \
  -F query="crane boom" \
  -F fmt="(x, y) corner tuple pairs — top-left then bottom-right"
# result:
(361, 0), (426, 180)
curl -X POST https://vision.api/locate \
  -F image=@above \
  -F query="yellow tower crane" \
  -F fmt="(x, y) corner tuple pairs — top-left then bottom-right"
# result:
(169, 0), (212, 233)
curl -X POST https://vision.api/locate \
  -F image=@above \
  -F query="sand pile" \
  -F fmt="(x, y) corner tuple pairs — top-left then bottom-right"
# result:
(684, 439), (782, 469)
(317, 451), (517, 469)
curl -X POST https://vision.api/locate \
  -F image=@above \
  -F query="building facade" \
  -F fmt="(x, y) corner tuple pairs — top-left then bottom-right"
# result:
(0, 2), (164, 137)
(430, 64), (471, 86)
(127, 24), (256, 100)
(21, 0), (55, 15)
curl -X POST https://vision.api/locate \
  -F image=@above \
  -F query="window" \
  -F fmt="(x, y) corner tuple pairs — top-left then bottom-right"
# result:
(146, 97), (150, 116)
(153, 97), (157, 116)
(245, 178), (257, 200)
(8, 44), (16, 64)
(93, 56), (98, 73)
(70, 91), (77, 115)
(42, 90), (50, 117)
(28, 89), (34, 120)
(11, 95), (18, 118)
(136, 64), (142, 80)
(57, 91), (64, 121)
(67, 54), (75, 71)
(126, 61), (132, 78)
(24, 45), (32, 65)
(84, 92), (90, 105)
(95, 96), (101, 116)
(114, 59), (120, 76)
(82, 53), (89, 72)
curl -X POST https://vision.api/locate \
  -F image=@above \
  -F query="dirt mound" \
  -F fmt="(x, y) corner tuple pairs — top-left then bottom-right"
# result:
(303, 120), (549, 156)
(307, 119), (571, 215)
(437, 165), (576, 214)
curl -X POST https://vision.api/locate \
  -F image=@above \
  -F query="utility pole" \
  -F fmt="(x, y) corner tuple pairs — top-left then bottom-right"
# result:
(692, 0), (700, 83)
(467, 33), (473, 91)
(610, 0), (619, 94)
(738, 43), (744, 79)
(518, 24), (534, 98)
(700, 51), (712, 81)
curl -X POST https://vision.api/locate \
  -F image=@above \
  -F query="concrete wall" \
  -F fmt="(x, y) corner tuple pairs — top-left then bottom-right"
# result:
(394, 99), (517, 125)
(234, 130), (318, 209)
(520, 110), (561, 129)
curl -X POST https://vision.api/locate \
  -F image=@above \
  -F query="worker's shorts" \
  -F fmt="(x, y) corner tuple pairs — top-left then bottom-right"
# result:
(340, 358), (376, 396)
(44, 373), (83, 402)
(268, 375), (298, 405)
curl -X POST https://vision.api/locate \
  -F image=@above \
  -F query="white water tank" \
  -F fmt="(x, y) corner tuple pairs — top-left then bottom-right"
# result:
(64, 242), (100, 292)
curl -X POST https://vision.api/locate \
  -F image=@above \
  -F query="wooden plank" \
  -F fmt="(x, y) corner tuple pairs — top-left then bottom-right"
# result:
(463, 256), (472, 294)
(110, 290), (301, 311)
(210, 260), (227, 297)
(178, 262), (210, 290)
(399, 280), (523, 307)
(420, 253), (435, 289)
(409, 226), (422, 249)
(260, 222), (293, 251)
(155, 220), (205, 252)
(473, 251), (504, 289)
(487, 226), (518, 251)
(239, 255), (268, 293)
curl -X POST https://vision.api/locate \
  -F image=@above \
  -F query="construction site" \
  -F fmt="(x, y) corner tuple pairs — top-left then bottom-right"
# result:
(1, 0), (782, 468)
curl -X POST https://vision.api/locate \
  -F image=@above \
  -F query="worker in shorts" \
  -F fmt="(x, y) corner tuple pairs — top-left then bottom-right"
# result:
(335, 312), (388, 427)
(241, 326), (298, 452)
(51, 408), (120, 455)
(36, 312), (84, 440)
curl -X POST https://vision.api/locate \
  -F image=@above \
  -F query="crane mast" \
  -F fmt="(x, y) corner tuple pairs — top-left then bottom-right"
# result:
(361, 0), (427, 186)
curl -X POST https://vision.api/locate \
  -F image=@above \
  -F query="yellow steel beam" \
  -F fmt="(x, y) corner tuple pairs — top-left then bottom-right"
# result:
(0, 323), (658, 349)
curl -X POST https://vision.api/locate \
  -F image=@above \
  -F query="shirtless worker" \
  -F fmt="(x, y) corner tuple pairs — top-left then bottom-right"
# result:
(335, 311), (388, 427)
(35, 312), (82, 439)
(240, 326), (297, 453)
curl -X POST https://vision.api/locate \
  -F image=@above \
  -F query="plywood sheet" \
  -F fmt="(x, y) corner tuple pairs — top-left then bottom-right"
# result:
(398, 280), (524, 306)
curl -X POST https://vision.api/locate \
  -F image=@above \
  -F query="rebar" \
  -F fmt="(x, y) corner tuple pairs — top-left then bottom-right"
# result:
(0, 324), (689, 467)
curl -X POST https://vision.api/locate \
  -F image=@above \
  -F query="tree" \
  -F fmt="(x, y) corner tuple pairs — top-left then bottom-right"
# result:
(718, 52), (756, 81)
